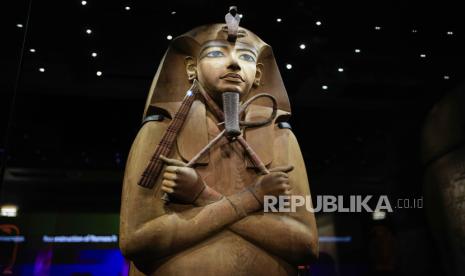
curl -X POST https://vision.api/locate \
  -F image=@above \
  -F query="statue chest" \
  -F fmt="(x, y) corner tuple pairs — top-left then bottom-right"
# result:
(197, 133), (257, 196)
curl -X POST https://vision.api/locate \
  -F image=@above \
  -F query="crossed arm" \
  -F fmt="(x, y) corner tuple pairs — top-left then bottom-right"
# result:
(196, 127), (318, 264)
(119, 121), (318, 268)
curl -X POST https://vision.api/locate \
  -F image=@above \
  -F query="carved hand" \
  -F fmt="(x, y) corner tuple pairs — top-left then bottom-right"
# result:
(247, 165), (294, 205)
(160, 155), (207, 204)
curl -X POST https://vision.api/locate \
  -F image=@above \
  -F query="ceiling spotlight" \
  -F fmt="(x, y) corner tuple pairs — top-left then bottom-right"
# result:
(299, 44), (306, 50)
(338, 67), (344, 72)
(444, 75), (450, 80)
(239, 14), (243, 18)
(375, 26), (381, 30)
(167, 35), (173, 40)
(125, 6), (130, 10)
(39, 67), (45, 72)
(81, 1), (87, 5)
(447, 31), (454, 35)
(322, 85), (328, 90)
(355, 49), (361, 53)
(286, 64), (292, 70)
(1, 205), (18, 217)
(276, 18), (282, 22)
(315, 21), (322, 26)
(86, 28), (92, 34)
(96, 71), (102, 76)
(420, 54), (426, 58)
(29, 48), (36, 53)
(91, 52), (97, 58)
(16, 23), (23, 28)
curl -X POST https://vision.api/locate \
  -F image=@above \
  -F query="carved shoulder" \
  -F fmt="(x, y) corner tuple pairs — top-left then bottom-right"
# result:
(120, 120), (171, 247)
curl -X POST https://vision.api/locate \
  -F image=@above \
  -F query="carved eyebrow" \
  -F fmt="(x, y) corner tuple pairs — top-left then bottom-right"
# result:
(236, 47), (257, 58)
(199, 44), (228, 57)
(199, 41), (258, 57)
(235, 42), (258, 56)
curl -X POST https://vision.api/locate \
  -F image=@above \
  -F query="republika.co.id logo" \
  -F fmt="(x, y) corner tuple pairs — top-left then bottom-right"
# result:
(263, 195), (423, 213)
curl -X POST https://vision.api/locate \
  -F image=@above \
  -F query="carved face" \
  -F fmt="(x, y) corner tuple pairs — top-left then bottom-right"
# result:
(187, 40), (262, 103)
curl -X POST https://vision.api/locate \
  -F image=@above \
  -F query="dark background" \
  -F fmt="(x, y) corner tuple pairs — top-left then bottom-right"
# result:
(1, 0), (464, 275)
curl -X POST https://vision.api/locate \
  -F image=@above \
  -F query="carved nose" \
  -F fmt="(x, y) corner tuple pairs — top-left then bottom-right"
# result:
(227, 56), (241, 71)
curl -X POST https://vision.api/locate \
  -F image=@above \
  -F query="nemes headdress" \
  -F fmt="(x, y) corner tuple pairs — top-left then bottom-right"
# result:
(138, 8), (292, 189)
(143, 18), (291, 118)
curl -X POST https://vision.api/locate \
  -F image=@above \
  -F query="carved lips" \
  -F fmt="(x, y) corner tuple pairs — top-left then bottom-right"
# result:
(220, 73), (244, 82)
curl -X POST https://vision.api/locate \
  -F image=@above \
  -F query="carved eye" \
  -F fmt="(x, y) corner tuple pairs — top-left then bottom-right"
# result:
(206, 50), (225, 57)
(239, 53), (256, 62)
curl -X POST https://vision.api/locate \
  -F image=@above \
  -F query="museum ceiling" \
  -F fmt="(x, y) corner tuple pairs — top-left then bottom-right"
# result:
(1, 0), (463, 212)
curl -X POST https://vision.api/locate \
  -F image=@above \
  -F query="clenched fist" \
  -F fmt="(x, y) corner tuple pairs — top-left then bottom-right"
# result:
(159, 155), (206, 204)
(248, 165), (294, 205)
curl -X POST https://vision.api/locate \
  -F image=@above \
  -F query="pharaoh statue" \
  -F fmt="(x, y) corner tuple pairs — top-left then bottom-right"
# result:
(119, 7), (318, 276)
(422, 88), (465, 276)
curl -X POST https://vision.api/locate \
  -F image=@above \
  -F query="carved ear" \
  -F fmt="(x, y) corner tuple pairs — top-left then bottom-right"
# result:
(253, 62), (264, 87)
(185, 56), (197, 81)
